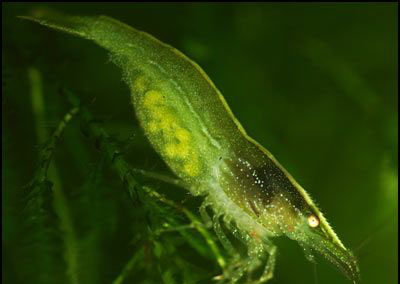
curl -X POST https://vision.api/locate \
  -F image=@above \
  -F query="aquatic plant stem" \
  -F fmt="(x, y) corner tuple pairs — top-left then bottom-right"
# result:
(29, 67), (80, 284)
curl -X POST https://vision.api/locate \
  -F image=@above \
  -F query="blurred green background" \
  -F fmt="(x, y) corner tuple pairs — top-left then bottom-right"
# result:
(2, 3), (398, 284)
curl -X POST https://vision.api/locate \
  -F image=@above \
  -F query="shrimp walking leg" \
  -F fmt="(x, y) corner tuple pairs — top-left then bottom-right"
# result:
(199, 202), (212, 228)
(258, 245), (277, 283)
(228, 238), (276, 284)
(213, 214), (236, 255)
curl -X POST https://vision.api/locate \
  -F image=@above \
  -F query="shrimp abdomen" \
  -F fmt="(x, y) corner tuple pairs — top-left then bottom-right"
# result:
(21, 11), (248, 187)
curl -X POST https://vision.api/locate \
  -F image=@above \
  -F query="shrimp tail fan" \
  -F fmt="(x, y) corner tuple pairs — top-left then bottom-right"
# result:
(18, 9), (140, 56)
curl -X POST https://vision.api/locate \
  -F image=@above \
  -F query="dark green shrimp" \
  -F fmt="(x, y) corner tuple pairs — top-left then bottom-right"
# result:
(21, 11), (360, 283)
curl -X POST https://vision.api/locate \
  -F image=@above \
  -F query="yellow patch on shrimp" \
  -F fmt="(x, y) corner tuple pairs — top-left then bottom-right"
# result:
(165, 143), (179, 158)
(165, 142), (189, 158)
(183, 154), (199, 177)
(159, 113), (177, 131)
(143, 90), (163, 108)
(178, 141), (191, 157)
(133, 76), (148, 93)
(147, 121), (159, 133)
(176, 128), (190, 143)
(141, 89), (200, 178)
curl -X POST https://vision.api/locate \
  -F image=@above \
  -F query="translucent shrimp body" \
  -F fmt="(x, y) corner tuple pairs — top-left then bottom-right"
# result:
(22, 12), (360, 283)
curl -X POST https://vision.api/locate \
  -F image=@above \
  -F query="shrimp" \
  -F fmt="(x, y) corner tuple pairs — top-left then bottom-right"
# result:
(21, 10), (360, 283)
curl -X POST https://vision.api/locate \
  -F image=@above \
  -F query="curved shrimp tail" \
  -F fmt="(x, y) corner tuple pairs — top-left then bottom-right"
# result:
(18, 9), (92, 39)
(18, 9), (144, 58)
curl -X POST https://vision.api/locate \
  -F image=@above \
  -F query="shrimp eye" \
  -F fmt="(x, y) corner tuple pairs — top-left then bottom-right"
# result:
(307, 214), (320, 228)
